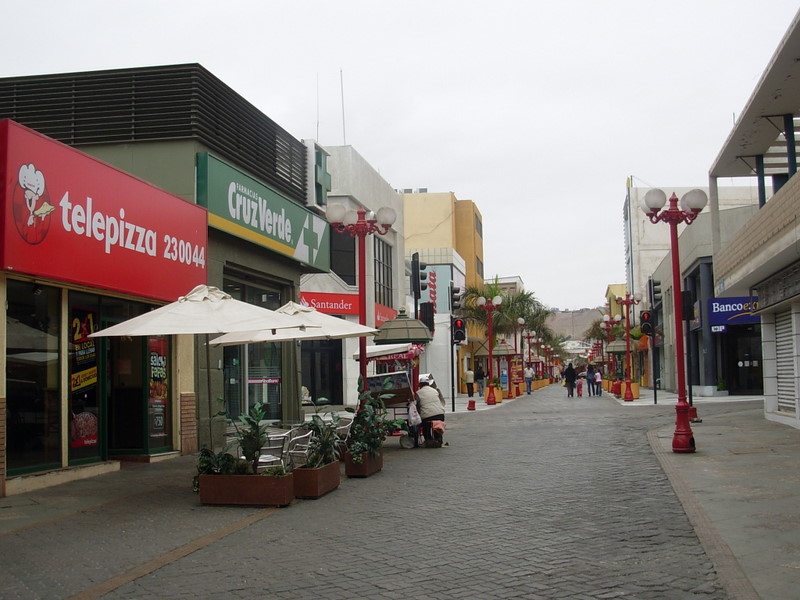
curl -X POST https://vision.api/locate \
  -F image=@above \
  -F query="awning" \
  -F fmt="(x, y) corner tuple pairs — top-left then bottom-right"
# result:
(354, 343), (424, 361)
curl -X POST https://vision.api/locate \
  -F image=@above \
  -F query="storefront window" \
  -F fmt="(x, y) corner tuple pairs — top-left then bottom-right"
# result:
(147, 336), (170, 451)
(6, 280), (61, 474)
(68, 291), (163, 460)
(223, 278), (282, 420)
(68, 294), (101, 463)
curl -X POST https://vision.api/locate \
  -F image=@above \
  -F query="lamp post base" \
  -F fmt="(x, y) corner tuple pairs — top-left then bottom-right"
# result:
(624, 378), (634, 402)
(486, 384), (496, 405)
(672, 401), (696, 453)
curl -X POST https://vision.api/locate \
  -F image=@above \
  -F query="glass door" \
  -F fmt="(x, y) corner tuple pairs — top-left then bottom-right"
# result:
(146, 336), (171, 452)
(106, 334), (145, 455)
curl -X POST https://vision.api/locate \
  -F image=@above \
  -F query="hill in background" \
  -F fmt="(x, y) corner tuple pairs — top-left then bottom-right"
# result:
(546, 307), (603, 341)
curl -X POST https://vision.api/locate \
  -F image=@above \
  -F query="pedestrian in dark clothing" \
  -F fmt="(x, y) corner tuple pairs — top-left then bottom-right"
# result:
(586, 364), (596, 396)
(563, 363), (577, 397)
(475, 365), (486, 397)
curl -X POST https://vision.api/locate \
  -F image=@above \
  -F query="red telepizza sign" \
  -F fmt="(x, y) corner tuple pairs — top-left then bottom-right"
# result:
(0, 120), (207, 302)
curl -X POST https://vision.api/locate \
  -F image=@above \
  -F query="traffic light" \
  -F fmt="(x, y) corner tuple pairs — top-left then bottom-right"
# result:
(648, 278), (662, 306)
(640, 310), (654, 335)
(450, 285), (464, 313)
(419, 301), (435, 333)
(411, 252), (427, 300)
(452, 316), (466, 344)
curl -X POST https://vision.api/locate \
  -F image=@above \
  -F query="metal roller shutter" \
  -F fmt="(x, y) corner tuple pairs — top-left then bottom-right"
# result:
(775, 311), (796, 415)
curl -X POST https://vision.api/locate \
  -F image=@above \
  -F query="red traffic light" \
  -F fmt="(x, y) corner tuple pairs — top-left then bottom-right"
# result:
(452, 317), (467, 343)
(640, 311), (654, 335)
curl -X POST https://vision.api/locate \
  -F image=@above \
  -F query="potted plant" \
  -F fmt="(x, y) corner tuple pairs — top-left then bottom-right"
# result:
(343, 383), (406, 477)
(292, 412), (342, 499)
(194, 401), (294, 507)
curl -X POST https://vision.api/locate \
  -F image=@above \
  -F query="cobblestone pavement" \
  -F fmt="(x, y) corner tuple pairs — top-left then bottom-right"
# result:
(1, 387), (757, 599)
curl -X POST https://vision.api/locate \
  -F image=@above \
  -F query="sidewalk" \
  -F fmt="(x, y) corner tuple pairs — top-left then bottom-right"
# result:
(2, 384), (797, 599)
(453, 384), (796, 599)
(649, 400), (800, 600)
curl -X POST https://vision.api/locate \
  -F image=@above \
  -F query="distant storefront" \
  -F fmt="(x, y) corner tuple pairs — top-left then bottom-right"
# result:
(1, 120), (208, 496)
(707, 296), (763, 395)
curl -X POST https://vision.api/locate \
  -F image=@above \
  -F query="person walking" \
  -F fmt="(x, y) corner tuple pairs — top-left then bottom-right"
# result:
(524, 364), (535, 394)
(464, 366), (475, 397)
(586, 364), (596, 396)
(595, 368), (603, 396)
(563, 362), (577, 397)
(475, 364), (486, 397)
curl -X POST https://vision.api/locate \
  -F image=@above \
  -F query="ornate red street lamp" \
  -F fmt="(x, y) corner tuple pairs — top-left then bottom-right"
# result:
(599, 314), (622, 377)
(477, 294), (502, 405)
(512, 317), (525, 397)
(642, 188), (708, 453)
(617, 292), (642, 402)
(544, 344), (552, 381)
(327, 204), (396, 388)
(524, 329), (536, 366)
(530, 334), (543, 377)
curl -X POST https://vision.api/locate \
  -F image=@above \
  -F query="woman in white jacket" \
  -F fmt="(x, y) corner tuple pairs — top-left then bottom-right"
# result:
(416, 378), (446, 447)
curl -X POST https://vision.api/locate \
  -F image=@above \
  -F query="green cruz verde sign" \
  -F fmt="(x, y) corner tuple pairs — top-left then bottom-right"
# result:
(196, 153), (330, 271)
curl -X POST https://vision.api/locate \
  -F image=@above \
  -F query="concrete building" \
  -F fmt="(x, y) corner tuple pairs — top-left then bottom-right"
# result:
(300, 145), (405, 407)
(0, 64), (333, 495)
(625, 183), (763, 312)
(402, 191), (484, 397)
(708, 9), (800, 429)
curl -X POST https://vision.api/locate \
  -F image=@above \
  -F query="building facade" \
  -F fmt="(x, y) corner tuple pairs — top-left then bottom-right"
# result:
(300, 145), (405, 407)
(0, 64), (332, 495)
(402, 191), (485, 395)
(708, 9), (800, 428)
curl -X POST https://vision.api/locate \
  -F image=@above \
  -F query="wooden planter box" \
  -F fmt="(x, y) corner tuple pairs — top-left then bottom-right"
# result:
(344, 449), (384, 478)
(198, 473), (294, 507)
(293, 460), (341, 499)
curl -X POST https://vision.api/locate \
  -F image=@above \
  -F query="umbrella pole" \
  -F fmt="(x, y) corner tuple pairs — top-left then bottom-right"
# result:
(206, 333), (214, 451)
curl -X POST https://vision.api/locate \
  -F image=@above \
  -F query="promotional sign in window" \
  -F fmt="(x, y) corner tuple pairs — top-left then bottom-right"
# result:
(0, 120), (208, 302)
(69, 307), (99, 448)
(196, 152), (330, 272)
(148, 336), (169, 442)
(708, 296), (760, 333)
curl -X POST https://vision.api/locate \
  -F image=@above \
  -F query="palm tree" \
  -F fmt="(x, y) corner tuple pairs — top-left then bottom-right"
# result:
(462, 280), (554, 349)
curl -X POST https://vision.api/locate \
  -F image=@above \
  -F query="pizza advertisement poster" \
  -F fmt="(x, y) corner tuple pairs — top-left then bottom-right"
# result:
(69, 307), (99, 448)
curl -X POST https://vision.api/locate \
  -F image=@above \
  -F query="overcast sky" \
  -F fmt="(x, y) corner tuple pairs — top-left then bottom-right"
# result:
(3, 1), (798, 309)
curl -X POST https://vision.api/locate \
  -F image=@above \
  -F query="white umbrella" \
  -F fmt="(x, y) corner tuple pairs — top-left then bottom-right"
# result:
(87, 285), (316, 449)
(208, 301), (377, 346)
(88, 285), (312, 337)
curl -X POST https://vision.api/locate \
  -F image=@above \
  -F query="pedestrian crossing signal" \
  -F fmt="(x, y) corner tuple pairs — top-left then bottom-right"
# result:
(640, 311), (653, 335)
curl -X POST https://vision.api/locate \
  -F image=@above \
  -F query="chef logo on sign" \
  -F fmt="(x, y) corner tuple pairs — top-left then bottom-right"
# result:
(12, 163), (55, 245)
